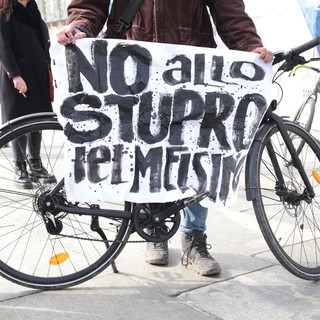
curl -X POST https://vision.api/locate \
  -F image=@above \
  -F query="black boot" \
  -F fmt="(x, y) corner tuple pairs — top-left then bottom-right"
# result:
(28, 159), (57, 184)
(14, 161), (33, 189)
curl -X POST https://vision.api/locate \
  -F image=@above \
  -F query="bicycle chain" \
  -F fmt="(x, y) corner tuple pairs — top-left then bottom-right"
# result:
(57, 233), (148, 244)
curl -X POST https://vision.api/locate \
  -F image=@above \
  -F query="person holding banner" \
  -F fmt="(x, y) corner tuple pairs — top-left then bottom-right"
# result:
(0, 0), (56, 188)
(57, 0), (273, 276)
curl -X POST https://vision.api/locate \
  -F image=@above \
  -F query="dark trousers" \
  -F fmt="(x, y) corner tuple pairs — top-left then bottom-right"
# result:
(12, 131), (42, 163)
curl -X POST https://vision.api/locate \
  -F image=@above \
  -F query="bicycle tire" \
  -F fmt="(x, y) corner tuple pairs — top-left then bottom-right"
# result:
(250, 121), (320, 280)
(287, 95), (317, 158)
(293, 95), (316, 133)
(0, 113), (132, 289)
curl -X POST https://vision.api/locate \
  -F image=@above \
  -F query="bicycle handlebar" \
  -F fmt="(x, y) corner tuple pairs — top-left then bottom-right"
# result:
(273, 36), (320, 71)
(289, 37), (320, 56)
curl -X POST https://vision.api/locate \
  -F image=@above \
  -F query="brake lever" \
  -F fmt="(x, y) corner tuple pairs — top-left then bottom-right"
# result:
(272, 51), (285, 65)
(278, 54), (307, 72)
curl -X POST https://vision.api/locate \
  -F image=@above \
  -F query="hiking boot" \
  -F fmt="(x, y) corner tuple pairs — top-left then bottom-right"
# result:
(14, 161), (33, 189)
(28, 159), (57, 184)
(181, 230), (221, 276)
(145, 226), (169, 265)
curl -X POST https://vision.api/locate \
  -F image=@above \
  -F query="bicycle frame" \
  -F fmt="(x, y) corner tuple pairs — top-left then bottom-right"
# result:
(42, 161), (209, 229)
(293, 63), (320, 101)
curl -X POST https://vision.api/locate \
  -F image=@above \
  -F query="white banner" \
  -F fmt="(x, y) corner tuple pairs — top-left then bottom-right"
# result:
(51, 38), (272, 208)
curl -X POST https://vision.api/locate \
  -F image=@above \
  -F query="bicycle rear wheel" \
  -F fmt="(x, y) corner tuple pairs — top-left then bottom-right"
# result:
(0, 113), (132, 289)
(250, 121), (320, 280)
(293, 95), (316, 133)
(288, 95), (317, 157)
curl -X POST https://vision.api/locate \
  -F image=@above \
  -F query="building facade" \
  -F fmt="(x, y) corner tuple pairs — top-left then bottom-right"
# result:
(37, 0), (69, 31)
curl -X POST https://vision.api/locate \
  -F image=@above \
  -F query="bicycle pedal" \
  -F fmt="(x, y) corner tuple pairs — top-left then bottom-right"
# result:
(184, 191), (210, 207)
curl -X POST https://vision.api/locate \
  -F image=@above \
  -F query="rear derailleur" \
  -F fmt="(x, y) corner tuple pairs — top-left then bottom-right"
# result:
(34, 189), (65, 235)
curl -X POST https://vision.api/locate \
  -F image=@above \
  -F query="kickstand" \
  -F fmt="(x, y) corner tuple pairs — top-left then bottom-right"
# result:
(91, 216), (119, 273)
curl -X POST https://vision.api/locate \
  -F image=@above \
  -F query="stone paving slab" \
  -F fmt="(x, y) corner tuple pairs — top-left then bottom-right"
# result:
(178, 266), (320, 320)
(0, 273), (219, 320)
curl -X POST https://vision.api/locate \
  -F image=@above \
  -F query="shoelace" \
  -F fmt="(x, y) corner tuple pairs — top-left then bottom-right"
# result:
(147, 225), (169, 236)
(146, 225), (169, 246)
(181, 239), (212, 267)
(152, 241), (167, 249)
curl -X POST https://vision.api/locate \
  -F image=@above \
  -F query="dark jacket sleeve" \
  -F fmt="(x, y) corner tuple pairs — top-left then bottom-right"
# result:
(40, 20), (51, 63)
(67, 0), (110, 36)
(0, 15), (22, 78)
(208, 0), (263, 51)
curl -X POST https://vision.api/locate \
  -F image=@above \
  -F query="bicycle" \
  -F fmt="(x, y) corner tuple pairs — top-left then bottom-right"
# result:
(276, 51), (320, 158)
(291, 63), (320, 138)
(1, 37), (320, 290)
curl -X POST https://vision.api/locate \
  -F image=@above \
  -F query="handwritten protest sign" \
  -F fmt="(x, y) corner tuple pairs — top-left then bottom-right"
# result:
(51, 38), (272, 208)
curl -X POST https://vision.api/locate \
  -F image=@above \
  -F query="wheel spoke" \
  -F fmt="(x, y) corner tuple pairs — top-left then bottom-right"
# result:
(252, 121), (320, 280)
(0, 115), (132, 289)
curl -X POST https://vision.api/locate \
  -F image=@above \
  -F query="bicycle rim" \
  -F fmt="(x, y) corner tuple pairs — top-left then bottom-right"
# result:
(293, 95), (315, 133)
(288, 96), (316, 157)
(0, 115), (132, 289)
(252, 121), (320, 280)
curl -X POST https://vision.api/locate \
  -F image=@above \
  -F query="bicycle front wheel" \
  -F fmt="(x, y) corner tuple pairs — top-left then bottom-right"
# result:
(0, 114), (132, 289)
(250, 121), (320, 280)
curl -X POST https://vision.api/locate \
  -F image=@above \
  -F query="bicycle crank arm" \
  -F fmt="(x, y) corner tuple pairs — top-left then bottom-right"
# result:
(151, 191), (210, 223)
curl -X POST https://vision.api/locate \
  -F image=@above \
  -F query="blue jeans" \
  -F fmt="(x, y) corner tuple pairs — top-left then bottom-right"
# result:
(179, 202), (208, 234)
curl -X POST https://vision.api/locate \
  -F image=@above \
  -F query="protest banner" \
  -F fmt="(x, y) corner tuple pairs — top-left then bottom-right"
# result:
(51, 38), (272, 208)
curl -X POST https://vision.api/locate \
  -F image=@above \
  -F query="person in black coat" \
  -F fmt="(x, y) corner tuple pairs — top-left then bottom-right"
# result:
(0, 0), (55, 188)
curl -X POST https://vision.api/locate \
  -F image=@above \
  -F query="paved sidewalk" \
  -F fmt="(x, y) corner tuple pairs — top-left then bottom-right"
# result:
(1, 179), (319, 320)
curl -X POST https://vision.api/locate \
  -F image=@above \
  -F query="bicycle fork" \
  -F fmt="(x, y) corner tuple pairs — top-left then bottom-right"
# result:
(245, 110), (316, 203)
(269, 112), (315, 201)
